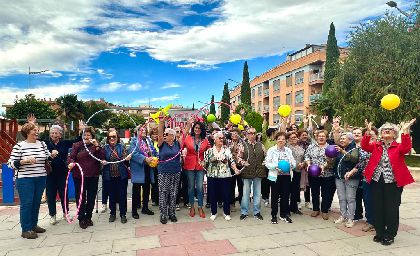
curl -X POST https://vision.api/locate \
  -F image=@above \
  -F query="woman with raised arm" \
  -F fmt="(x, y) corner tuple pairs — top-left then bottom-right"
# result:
(362, 119), (416, 246)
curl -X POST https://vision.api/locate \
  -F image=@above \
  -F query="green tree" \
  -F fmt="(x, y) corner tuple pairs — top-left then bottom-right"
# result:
(234, 103), (252, 116)
(83, 100), (114, 128)
(210, 95), (216, 115)
(56, 94), (86, 124)
(245, 111), (264, 133)
(241, 61), (251, 106)
(220, 82), (231, 125)
(316, 6), (420, 126)
(6, 94), (56, 122)
(108, 114), (145, 130)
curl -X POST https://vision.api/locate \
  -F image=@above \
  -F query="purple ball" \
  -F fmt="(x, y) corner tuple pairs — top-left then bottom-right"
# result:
(325, 145), (339, 158)
(308, 164), (321, 177)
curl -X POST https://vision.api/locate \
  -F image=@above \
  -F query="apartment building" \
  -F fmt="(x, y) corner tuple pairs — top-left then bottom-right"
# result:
(231, 44), (348, 126)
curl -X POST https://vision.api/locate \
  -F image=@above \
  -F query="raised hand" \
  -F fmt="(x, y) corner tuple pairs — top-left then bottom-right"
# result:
(365, 119), (373, 132)
(320, 116), (329, 126)
(78, 120), (86, 131)
(332, 116), (341, 131)
(27, 113), (36, 124)
(401, 118), (416, 134)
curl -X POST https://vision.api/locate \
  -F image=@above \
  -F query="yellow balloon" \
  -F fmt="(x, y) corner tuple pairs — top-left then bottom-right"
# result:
(278, 105), (292, 117)
(243, 120), (248, 126)
(238, 124), (244, 131)
(381, 94), (400, 110)
(149, 157), (159, 168)
(230, 114), (241, 125)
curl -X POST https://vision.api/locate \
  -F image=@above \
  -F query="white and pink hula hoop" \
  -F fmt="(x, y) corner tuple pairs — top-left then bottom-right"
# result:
(64, 163), (84, 224)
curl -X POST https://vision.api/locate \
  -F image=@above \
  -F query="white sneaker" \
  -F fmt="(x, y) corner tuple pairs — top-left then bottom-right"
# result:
(305, 202), (312, 209)
(264, 200), (269, 207)
(334, 216), (346, 224)
(345, 219), (354, 228)
(224, 214), (231, 221)
(50, 215), (58, 225)
(210, 214), (217, 221)
(100, 204), (107, 213)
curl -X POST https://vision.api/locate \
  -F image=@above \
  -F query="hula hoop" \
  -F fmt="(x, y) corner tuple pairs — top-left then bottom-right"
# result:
(337, 147), (358, 180)
(64, 163), (84, 224)
(82, 108), (138, 164)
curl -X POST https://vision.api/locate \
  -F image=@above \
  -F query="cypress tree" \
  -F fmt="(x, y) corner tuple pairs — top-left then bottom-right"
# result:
(221, 82), (231, 124)
(241, 61), (251, 106)
(323, 22), (340, 93)
(210, 95), (216, 115)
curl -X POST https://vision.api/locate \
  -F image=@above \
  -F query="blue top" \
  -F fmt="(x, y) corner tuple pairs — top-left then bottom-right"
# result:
(158, 141), (181, 174)
(129, 137), (155, 184)
(102, 143), (129, 181)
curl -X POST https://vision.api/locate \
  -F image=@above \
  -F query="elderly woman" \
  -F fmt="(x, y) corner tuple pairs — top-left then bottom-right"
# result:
(265, 132), (296, 224)
(228, 128), (245, 211)
(287, 131), (306, 215)
(332, 132), (360, 228)
(8, 123), (58, 239)
(362, 119), (415, 246)
(68, 126), (104, 229)
(45, 124), (82, 225)
(204, 131), (240, 221)
(129, 126), (156, 221)
(304, 130), (336, 220)
(157, 117), (183, 224)
(183, 121), (210, 218)
(102, 130), (131, 223)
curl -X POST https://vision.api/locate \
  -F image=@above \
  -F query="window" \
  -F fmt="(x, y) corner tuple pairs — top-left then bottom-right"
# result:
(295, 90), (304, 106)
(273, 79), (280, 91)
(273, 114), (280, 124)
(251, 88), (255, 97)
(258, 102), (262, 112)
(295, 110), (304, 123)
(295, 70), (304, 85)
(286, 74), (293, 87)
(258, 86), (262, 96)
(286, 93), (292, 105)
(273, 96), (280, 110)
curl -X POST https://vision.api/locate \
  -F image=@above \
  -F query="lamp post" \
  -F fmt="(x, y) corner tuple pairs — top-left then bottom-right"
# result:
(386, 1), (411, 18)
(28, 67), (49, 89)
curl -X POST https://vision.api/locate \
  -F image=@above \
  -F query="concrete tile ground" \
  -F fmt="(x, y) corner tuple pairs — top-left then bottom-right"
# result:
(0, 182), (419, 256)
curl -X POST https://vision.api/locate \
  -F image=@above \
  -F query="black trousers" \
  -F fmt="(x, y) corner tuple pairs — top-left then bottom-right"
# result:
(109, 177), (128, 216)
(230, 174), (243, 204)
(310, 176), (335, 213)
(270, 175), (291, 217)
(207, 177), (231, 215)
(304, 185), (311, 202)
(46, 172), (68, 216)
(261, 167), (270, 200)
(290, 171), (301, 212)
(74, 177), (99, 221)
(371, 175), (403, 239)
(151, 167), (159, 204)
(354, 185), (364, 220)
(176, 170), (188, 205)
(132, 182), (150, 214)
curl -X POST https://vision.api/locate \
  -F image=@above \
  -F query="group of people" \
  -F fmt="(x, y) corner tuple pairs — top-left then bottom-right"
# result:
(8, 112), (416, 247)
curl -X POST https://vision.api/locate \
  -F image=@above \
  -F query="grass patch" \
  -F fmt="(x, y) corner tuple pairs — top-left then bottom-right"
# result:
(405, 155), (420, 167)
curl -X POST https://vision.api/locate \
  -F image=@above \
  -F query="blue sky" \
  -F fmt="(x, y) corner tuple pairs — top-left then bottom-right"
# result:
(0, 0), (413, 112)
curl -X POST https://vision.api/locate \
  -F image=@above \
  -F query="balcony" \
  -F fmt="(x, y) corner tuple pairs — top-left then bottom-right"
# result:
(263, 105), (270, 113)
(309, 93), (321, 104)
(263, 89), (270, 98)
(309, 73), (324, 85)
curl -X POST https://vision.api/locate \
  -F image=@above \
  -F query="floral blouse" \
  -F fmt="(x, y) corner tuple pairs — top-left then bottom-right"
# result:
(204, 146), (235, 178)
(304, 142), (333, 177)
(229, 140), (246, 168)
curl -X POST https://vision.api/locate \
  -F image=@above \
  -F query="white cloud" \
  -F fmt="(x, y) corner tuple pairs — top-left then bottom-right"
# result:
(161, 82), (182, 89)
(127, 83), (143, 91)
(80, 77), (92, 83)
(97, 69), (113, 79)
(0, 84), (89, 112)
(129, 52), (137, 58)
(133, 94), (180, 104)
(97, 82), (123, 92)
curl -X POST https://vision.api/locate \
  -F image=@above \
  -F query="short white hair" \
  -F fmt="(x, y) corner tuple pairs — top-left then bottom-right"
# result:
(50, 125), (63, 135)
(213, 131), (224, 140)
(340, 132), (354, 141)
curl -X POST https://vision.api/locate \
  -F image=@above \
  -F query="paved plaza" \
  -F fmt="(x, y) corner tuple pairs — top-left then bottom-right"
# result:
(0, 182), (419, 256)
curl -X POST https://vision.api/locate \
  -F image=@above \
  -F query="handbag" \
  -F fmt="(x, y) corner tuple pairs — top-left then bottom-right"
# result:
(42, 142), (53, 175)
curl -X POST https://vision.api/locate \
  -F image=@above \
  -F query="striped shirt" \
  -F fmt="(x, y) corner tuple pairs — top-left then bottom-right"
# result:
(8, 140), (50, 178)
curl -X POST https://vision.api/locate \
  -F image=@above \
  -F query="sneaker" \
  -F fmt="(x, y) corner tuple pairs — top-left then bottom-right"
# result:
(21, 230), (38, 239)
(109, 215), (116, 222)
(141, 209), (155, 215)
(298, 202), (302, 210)
(175, 205), (180, 211)
(334, 216), (346, 224)
(210, 214), (217, 221)
(100, 204), (107, 213)
(169, 215), (178, 222)
(254, 213), (264, 220)
(239, 214), (248, 221)
(373, 235), (383, 243)
(79, 220), (88, 229)
(160, 215), (168, 224)
(185, 203), (191, 209)
(321, 212), (329, 220)
(224, 214), (231, 221)
(121, 215), (127, 224)
(305, 202), (312, 209)
(345, 219), (354, 228)
(32, 226), (46, 233)
(292, 210), (303, 215)
(50, 215), (58, 225)
(381, 238), (394, 246)
(362, 223), (375, 232)
(271, 216), (278, 224)
(264, 199), (269, 207)
(280, 215), (293, 223)
(132, 213), (140, 219)
(86, 219), (93, 226)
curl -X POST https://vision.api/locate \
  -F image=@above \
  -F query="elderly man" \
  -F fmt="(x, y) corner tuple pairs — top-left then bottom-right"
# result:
(239, 127), (266, 221)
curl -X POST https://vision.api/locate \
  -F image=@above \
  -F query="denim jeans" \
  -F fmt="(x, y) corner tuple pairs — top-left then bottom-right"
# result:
(335, 178), (359, 220)
(16, 176), (47, 232)
(241, 178), (262, 215)
(362, 180), (374, 224)
(185, 170), (204, 207)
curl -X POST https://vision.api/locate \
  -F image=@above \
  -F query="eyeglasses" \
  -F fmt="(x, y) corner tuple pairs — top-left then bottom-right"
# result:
(218, 137), (224, 140)
(248, 132), (255, 135)
(176, 131), (181, 133)
(108, 135), (117, 139)
(382, 128), (393, 132)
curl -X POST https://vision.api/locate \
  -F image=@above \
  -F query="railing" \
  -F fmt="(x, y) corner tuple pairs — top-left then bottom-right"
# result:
(263, 89), (269, 97)
(309, 73), (324, 83)
(309, 94), (321, 104)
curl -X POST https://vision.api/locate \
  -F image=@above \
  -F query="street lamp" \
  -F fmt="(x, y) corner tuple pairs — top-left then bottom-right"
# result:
(228, 78), (241, 85)
(28, 67), (49, 89)
(386, 1), (411, 18)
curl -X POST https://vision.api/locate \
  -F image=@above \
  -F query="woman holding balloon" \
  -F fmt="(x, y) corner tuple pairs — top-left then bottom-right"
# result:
(265, 132), (296, 224)
(287, 131), (306, 215)
(304, 130), (336, 220)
